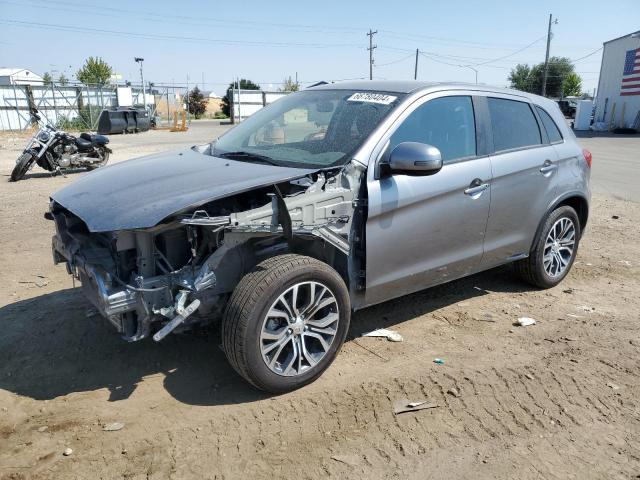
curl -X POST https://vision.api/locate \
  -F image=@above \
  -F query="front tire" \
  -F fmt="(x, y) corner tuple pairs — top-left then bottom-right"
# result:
(222, 254), (350, 393)
(514, 206), (581, 288)
(10, 152), (34, 182)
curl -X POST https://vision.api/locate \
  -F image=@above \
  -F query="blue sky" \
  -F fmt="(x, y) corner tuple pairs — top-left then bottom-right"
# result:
(1, 0), (639, 94)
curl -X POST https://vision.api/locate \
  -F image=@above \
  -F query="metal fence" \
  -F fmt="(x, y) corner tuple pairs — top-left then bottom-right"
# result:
(0, 82), (188, 131)
(231, 89), (290, 123)
(1, 82), (291, 131)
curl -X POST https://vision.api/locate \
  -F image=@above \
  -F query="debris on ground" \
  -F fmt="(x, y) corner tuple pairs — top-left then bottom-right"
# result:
(473, 313), (496, 322)
(606, 382), (620, 391)
(17, 279), (49, 287)
(103, 422), (125, 432)
(37, 426), (48, 432)
(433, 358), (445, 365)
(393, 399), (439, 415)
(516, 317), (536, 327)
(63, 448), (73, 456)
(525, 373), (534, 380)
(447, 387), (460, 398)
(330, 454), (361, 466)
(361, 328), (403, 342)
(563, 288), (574, 294)
(611, 215), (619, 219)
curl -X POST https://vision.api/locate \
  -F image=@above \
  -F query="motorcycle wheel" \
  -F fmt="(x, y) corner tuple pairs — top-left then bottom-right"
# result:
(86, 147), (110, 171)
(10, 152), (35, 182)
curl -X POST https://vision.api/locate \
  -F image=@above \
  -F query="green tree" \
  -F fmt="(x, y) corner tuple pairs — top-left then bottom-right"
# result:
(281, 76), (300, 92)
(562, 72), (582, 97)
(507, 64), (531, 91)
(221, 78), (260, 117)
(42, 72), (53, 85)
(187, 86), (207, 119)
(508, 57), (578, 97)
(76, 57), (112, 85)
(57, 73), (69, 86)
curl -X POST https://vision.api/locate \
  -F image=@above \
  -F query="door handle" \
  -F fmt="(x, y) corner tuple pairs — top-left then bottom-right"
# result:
(464, 178), (490, 197)
(539, 159), (556, 174)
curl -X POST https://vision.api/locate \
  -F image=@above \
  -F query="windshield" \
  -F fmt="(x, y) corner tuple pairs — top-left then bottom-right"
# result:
(212, 89), (404, 168)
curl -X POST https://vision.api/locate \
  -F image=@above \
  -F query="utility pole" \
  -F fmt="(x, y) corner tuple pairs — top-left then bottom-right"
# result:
(186, 74), (190, 124)
(237, 77), (242, 122)
(541, 14), (558, 97)
(414, 49), (419, 80)
(134, 57), (146, 111)
(367, 29), (377, 80)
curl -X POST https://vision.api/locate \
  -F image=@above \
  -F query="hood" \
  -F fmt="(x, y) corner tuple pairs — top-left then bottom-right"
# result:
(51, 148), (315, 232)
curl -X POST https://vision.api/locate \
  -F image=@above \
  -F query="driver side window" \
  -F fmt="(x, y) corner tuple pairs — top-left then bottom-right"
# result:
(390, 96), (476, 163)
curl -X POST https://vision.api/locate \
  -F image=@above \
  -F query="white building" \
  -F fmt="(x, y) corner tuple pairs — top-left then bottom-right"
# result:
(594, 31), (640, 129)
(0, 68), (44, 86)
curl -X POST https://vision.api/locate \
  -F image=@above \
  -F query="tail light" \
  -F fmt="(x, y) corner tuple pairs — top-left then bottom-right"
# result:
(582, 149), (592, 168)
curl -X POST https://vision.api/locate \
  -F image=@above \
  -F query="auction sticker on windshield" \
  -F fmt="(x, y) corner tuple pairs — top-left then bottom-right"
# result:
(347, 92), (397, 105)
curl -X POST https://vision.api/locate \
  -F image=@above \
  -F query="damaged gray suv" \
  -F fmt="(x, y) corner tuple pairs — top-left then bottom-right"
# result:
(50, 81), (591, 392)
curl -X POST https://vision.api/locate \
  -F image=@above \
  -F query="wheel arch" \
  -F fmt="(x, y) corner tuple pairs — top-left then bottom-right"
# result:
(530, 191), (589, 252)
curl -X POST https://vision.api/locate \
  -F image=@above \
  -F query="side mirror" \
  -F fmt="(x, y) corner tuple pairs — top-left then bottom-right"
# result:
(388, 142), (443, 175)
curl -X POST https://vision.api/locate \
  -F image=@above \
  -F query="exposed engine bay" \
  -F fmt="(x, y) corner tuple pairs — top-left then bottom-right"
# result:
(50, 164), (366, 342)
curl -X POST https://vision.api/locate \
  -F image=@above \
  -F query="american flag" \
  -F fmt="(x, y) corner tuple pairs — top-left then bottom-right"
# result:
(621, 47), (640, 96)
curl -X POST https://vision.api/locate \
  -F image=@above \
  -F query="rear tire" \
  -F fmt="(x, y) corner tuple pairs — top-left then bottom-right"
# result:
(222, 254), (350, 393)
(10, 152), (34, 182)
(514, 206), (581, 288)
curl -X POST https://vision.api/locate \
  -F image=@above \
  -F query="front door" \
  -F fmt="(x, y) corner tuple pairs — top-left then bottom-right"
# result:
(364, 94), (492, 306)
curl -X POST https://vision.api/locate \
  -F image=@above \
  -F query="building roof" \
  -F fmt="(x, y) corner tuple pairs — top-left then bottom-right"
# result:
(0, 68), (43, 79)
(603, 31), (640, 45)
(0, 68), (29, 76)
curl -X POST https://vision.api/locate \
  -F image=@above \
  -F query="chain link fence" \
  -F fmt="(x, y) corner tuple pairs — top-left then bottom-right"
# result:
(0, 82), (188, 131)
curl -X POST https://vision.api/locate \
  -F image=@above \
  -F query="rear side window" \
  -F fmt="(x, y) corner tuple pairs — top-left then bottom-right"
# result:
(487, 98), (541, 152)
(535, 106), (563, 143)
(390, 96), (476, 163)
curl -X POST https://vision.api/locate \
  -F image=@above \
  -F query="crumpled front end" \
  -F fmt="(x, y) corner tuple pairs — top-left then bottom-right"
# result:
(50, 166), (363, 342)
(50, 204), (219, 341)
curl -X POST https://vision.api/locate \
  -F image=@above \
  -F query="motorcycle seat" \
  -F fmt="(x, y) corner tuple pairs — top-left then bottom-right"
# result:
(75, 136), (93, 150)
(76, 133), (109, 149)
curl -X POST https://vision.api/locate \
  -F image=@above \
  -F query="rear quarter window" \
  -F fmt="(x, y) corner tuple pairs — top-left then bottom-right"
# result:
(488, 98), (542, 152)
(535, 106), (563, 143)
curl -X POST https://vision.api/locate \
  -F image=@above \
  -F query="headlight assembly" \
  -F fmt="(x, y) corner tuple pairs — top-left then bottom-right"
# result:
(37, 130), (51, 142)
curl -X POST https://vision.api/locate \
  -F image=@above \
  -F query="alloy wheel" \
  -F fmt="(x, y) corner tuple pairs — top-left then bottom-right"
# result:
(543, 217), (576, 278)
(260, 281), (339, 377)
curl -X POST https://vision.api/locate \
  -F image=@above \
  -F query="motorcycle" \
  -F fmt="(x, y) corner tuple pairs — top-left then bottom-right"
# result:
(10, 108), (111, 182)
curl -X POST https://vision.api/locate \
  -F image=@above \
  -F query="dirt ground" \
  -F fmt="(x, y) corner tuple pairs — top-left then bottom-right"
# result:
(0, 124), (638, 479)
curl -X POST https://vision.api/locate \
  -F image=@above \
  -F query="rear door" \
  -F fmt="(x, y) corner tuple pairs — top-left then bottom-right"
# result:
(480, 95), (560, 268)
(365, 93), (492, 306)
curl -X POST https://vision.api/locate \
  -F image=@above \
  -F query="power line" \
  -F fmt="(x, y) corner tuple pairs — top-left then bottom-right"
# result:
(469, 35), (548, 67)
(420, 52), (468, 68)
(0, 19), (364, 48)
(380, 30), (543, 50)
(4, 0), (363, 33)
(4, 0), (596, 57)
(375, 53), (415, 67)
(568, 47), (603, 63)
